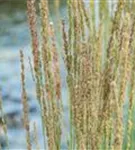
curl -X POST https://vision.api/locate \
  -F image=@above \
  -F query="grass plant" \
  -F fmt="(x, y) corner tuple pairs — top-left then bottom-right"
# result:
(25, 0), (135, 149)
(1, 0), (135, 149)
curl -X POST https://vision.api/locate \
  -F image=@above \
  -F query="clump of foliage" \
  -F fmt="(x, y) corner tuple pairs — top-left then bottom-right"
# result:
(1, 0), (135, 150)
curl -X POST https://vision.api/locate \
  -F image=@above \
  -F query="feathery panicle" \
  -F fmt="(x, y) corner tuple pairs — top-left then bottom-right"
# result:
(50, 23), (61, 101)
(27, 0), (39, 71)
(27, 0), (41, 103)
(126, 14), (135, 150)
(20, 50), (31, 150)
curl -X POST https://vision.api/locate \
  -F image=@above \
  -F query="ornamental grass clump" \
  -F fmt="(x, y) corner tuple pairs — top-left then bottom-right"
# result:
(18, 0), (135, 150)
